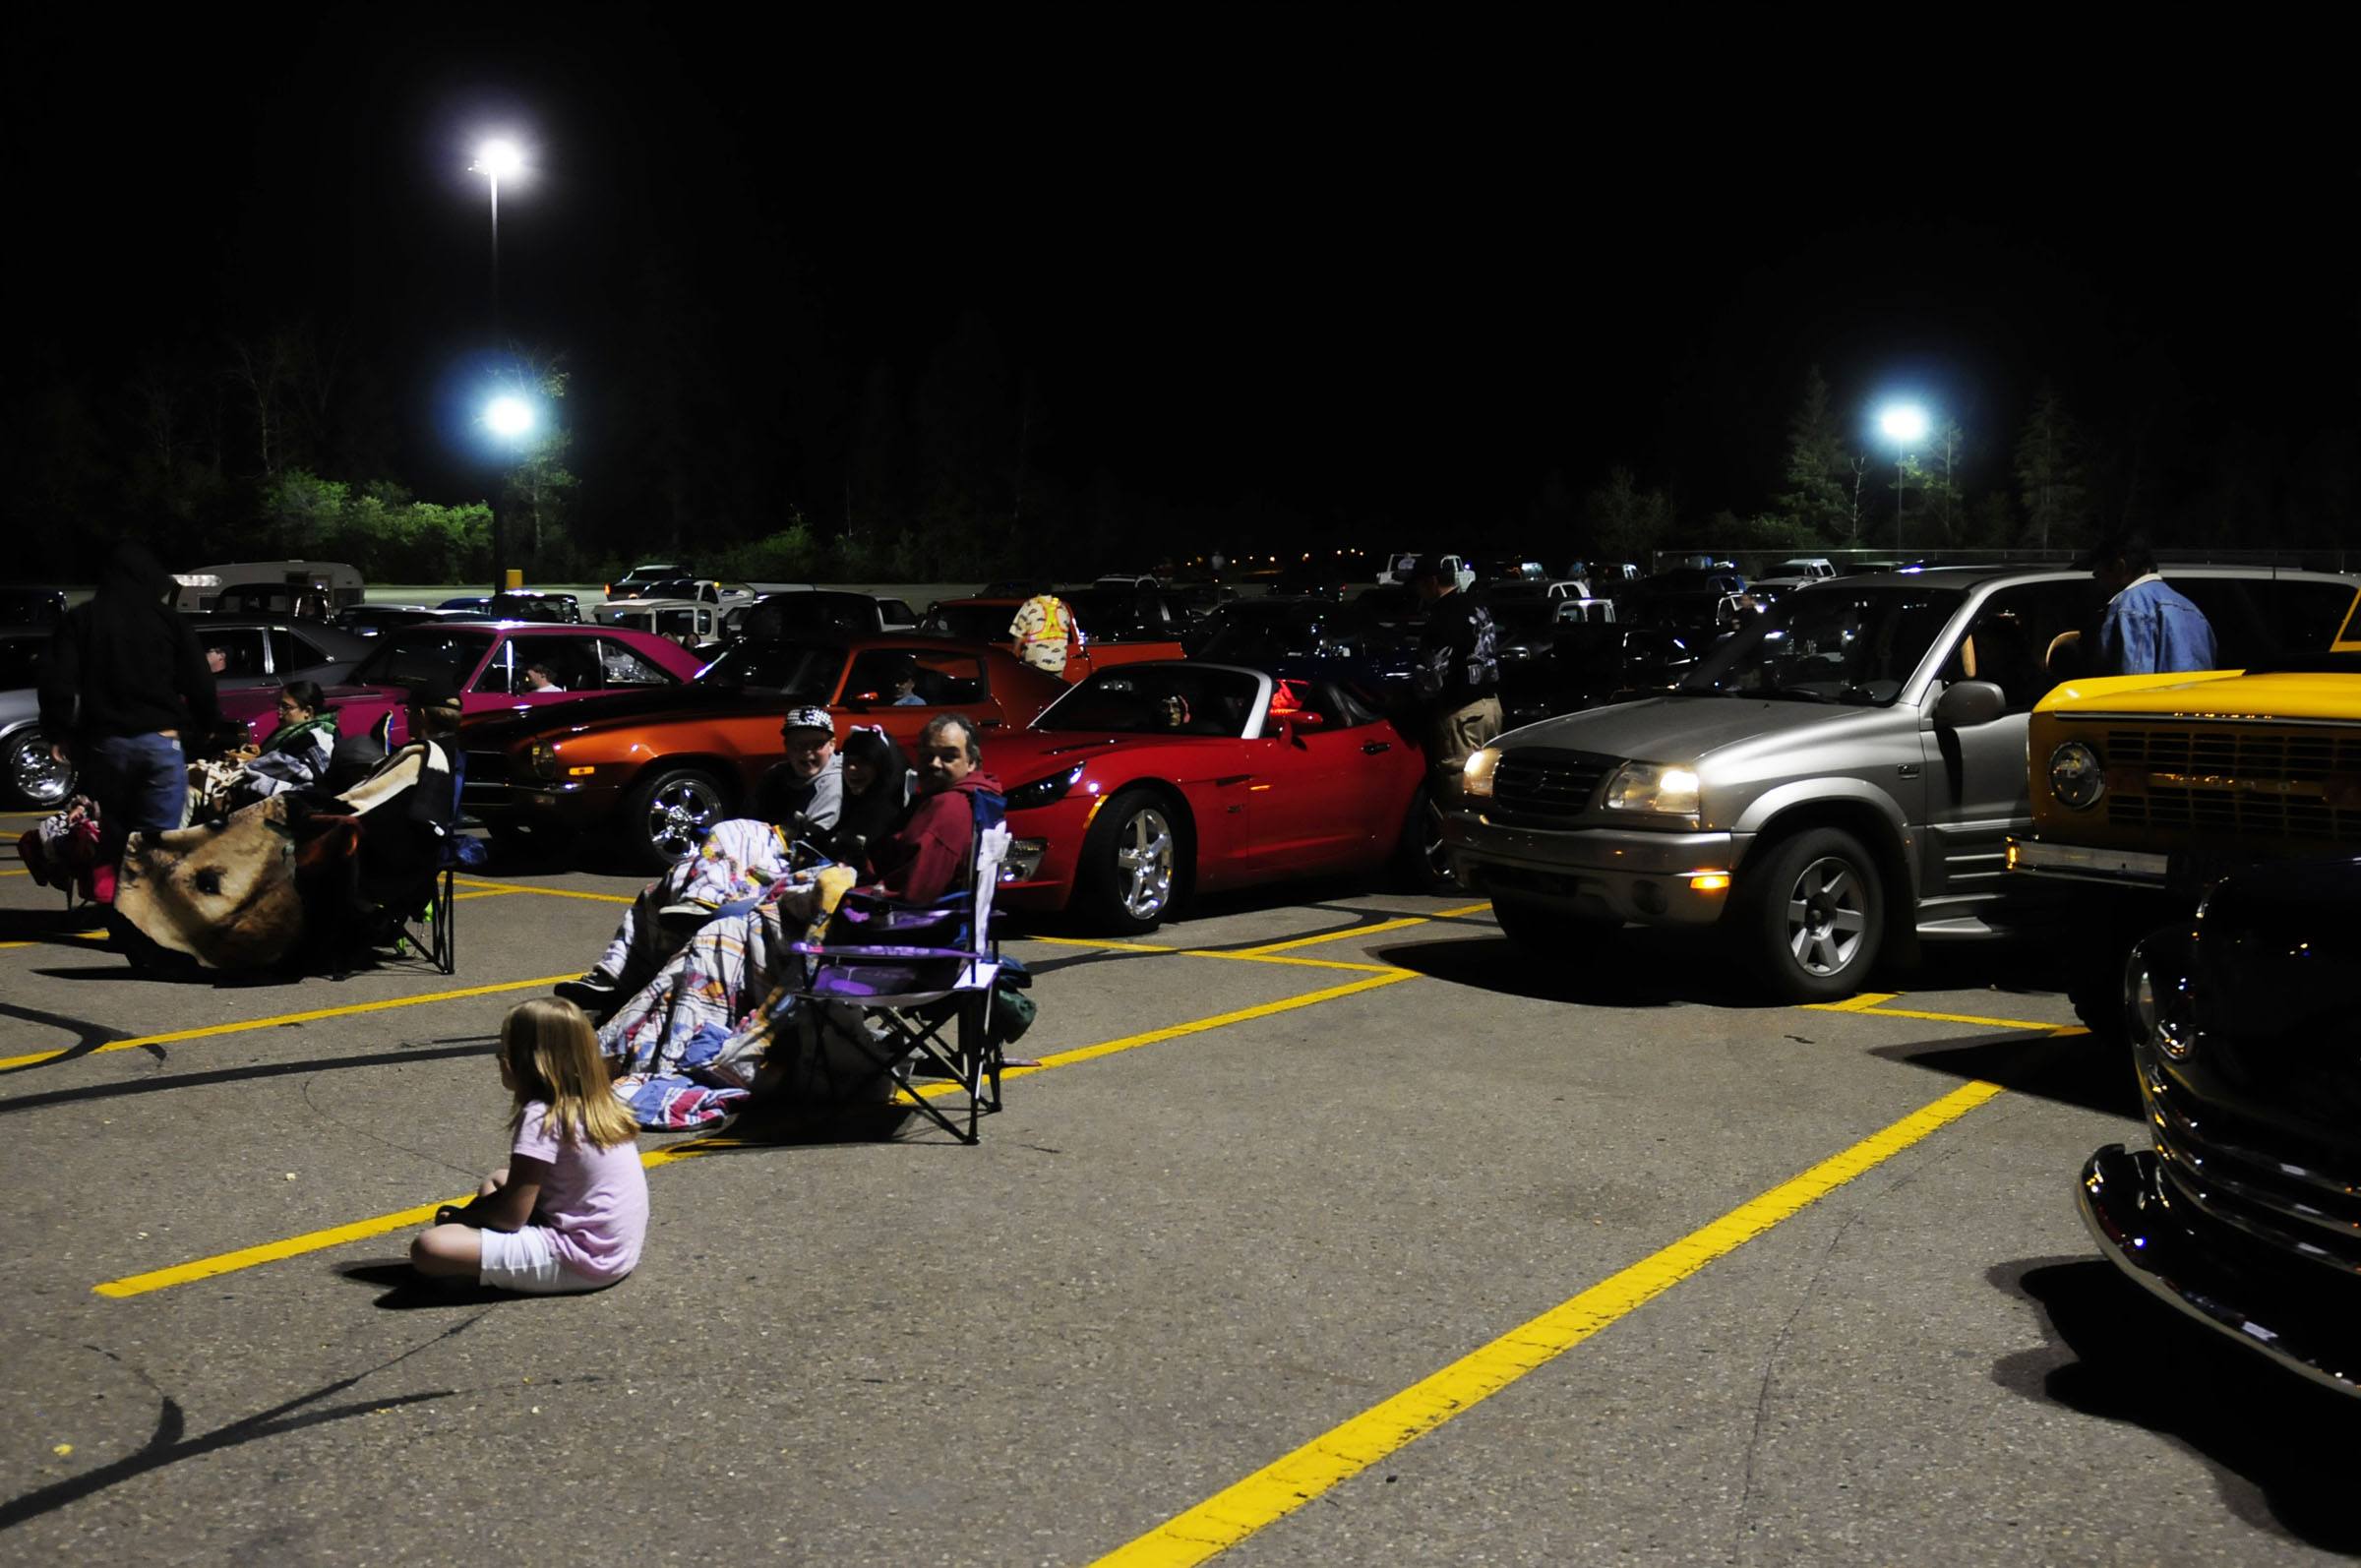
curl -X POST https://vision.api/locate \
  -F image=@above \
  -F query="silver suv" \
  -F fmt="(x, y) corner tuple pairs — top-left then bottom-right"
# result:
(1444, 565), (2361, 1000)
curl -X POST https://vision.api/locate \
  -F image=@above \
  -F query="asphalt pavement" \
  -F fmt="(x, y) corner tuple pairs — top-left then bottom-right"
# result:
(2, 814), (2355, 1566)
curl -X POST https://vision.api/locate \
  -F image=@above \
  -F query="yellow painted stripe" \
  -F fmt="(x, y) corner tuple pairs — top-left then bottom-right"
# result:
(1804, 991), (1902, 1013)
(0, 929), (107, 951)
(453, 876), (635, 905)
(1427, 900), (1494, 918)
(1001, 971), (1417, 1077)
(92, 1135), (734, 1297)
(1861, 1004), (2087, 1035)
(1231, 917), (1434, 956)
(1028, 934), (1401, 977)
(92, 969), (1417, 1297)
(1029, 935), (1179, 954)
(1804, 993), (2081, 1034)
(0, 974), (577, 1073)
(1091, 1079), (2007, 1567)
(0, 868), (29, 877)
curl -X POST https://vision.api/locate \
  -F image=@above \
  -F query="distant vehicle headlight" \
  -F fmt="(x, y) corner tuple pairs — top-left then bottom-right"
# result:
(1602, 760), (1701, 817)
(1004, 763), (1085, 812)
(2048, 741), (2103, 810)
(529, 742), (562, 781)
(1462, 747), (1501, 799)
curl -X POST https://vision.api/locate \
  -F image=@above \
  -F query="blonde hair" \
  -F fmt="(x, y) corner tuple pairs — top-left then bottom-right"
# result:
(501, 997), (637, 1150)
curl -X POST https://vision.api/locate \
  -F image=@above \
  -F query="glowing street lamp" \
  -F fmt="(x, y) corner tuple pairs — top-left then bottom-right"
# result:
(484, 393), (536, 443)
(1877, 402), (1930, 554)
(467, 138), (527, 335)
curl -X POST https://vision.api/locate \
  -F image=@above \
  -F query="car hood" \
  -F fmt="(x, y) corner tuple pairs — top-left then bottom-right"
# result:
(463, 685), (781, 748)
(1497, 694), (1903, 767)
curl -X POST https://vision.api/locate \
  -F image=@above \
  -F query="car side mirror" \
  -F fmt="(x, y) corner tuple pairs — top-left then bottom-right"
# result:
(1934, 679), (2007, 727)
(1270, 717), (1301, 746)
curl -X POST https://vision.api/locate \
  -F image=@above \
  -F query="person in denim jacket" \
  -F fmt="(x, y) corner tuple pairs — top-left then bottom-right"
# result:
(2082, 536), (2217, 676)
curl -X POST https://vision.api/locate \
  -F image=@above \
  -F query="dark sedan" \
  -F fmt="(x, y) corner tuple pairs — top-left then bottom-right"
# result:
(1500, 624), (1698, 729)
(2078, 856), (2361, 1399)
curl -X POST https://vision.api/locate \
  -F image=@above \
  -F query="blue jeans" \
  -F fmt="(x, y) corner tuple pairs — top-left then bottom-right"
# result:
(84, 733), (188, 851)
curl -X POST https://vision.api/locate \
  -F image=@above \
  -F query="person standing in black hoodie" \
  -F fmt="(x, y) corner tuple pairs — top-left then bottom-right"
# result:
(1410, 555), (1500, 793)
(38, 542), (222, 866)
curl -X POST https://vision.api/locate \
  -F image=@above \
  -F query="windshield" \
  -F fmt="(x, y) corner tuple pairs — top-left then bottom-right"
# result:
(697, 640), (843, 696)
(1680, 585), (1964, 704)
(1035, 666), (1259, 737)
(349, 628), (496, 689)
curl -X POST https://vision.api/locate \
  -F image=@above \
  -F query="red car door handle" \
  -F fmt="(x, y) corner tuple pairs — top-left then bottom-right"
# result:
(1362, 741), (1391, 754)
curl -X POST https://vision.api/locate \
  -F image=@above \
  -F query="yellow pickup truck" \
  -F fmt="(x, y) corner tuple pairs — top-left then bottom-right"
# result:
(2010, 591), (2361, 1035)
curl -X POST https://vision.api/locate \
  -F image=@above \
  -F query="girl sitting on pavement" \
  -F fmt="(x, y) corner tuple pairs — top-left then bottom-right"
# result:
(411, 997), (649, 1295)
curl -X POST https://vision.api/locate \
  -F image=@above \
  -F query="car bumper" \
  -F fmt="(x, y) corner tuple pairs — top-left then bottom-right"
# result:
(462, 777), (622, 829)
(2077, 1143), (2361, 1400)
(1443, 815), (1740, 925)
(991, 800), (1091, 912)
(2009, 836), (2171, 887)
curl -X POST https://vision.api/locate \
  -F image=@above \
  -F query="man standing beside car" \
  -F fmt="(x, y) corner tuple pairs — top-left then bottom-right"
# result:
(1410, 554), (1500, 795)
(2082, 535), (2217, 676)
(40, 541), (222, 875)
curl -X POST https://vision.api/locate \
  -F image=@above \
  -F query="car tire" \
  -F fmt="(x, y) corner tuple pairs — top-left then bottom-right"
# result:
(1490, 895), (1618, 952)
(1076, 790), (1181, 935)
(4, 726), (74, 809)
(1393, 786), (1458, 894)
(621, 767), (727, 874)
(1733, 826), (1885, 1002)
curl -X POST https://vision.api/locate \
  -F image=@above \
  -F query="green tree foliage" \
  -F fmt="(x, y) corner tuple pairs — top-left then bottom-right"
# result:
(260, 470), (493, 580)
(1771, 366), (1854, 541)
(500, 359), (582, 574)
(1582, 466), (1676, 563)
(2013, 385), (2089, 551)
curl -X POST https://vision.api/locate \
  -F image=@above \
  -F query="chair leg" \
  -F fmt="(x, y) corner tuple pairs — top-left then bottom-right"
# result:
(435, 867), (455, 974)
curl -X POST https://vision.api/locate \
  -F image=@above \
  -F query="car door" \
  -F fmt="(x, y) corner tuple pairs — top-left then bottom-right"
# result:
(1241, 679), (1388, 874)
(1918, 580), (2086, 905)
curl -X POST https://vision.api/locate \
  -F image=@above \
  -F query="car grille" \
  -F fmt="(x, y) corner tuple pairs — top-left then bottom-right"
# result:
(2141, 1053), (2361, 1277)
(1489, 749), (1617, 826)
(2097, 723), (2361, 843)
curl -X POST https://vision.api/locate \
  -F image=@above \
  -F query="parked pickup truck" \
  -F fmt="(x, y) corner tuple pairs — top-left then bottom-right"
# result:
(1445, 565), (2361, 1002)
(2008, 587), (2361, 1035)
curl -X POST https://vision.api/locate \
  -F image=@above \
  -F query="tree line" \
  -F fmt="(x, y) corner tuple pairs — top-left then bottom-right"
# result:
(5, 319), (2350, 584)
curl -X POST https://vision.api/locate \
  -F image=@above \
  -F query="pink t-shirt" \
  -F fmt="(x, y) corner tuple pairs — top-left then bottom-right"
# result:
(513, 1102), (649, 1283)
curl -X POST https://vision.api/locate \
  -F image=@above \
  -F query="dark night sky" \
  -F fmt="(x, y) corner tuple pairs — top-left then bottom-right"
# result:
(12, 12), (2356, 538)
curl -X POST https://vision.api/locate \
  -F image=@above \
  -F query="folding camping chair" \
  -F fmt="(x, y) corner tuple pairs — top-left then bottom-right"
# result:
(390, 747), (466, 975)
(772, 814), (1014, 1144)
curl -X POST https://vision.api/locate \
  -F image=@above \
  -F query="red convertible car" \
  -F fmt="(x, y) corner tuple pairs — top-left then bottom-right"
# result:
(217, 622), (706, 747)
(989, 662), (1445, 933)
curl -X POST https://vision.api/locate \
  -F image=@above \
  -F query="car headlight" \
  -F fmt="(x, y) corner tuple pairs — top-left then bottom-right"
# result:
(1004, 763), (1085, 812)
(1463, 747), (1501, 799)
(529, 742), (562, 781)
(1602, 760), (1701, 817)
(2126, 934), (2199, 1060)
(2048, 741), (2103, 810)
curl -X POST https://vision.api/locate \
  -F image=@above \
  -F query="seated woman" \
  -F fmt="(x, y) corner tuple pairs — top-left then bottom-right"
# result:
(236, 681), (339, 803)
(596, 714), (998, 1123)
(557, 707), (851, 1013)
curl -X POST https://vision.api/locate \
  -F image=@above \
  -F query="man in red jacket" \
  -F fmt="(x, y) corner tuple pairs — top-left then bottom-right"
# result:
(871, 712), (1001, 904)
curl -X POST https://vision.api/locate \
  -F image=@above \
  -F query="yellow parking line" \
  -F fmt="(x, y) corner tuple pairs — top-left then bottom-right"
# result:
(91, 970), (1418, 1298)
(0, 974), (576, 1073)
(1428, 901), (1494, 918)
(91, 1138), (723, 1299)
(1090, 1078), (2007, 1567)
(1029, 934), (1402, 977)
(0, 868), (29, 877)
(1232, 917), (1436, 956)
(0, 929), (107, 951)
(1809, 992), (1901, 1012)
(453, 876), (635, 905)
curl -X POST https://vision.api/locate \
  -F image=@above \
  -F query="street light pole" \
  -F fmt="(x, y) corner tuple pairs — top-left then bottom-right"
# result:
(469, 140), (523, 341)
(1876, 403), (1930, 560)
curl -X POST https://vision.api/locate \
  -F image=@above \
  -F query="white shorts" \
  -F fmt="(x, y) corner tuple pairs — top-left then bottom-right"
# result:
(476, 1225), (610, 1295)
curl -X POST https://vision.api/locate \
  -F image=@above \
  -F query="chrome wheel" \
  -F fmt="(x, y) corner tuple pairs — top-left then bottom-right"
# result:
(5, 729), (72, 809)
(1786, 855), (1869, 977)
(644, 776), (722, 861)
(1113, 806), (1175, 921)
